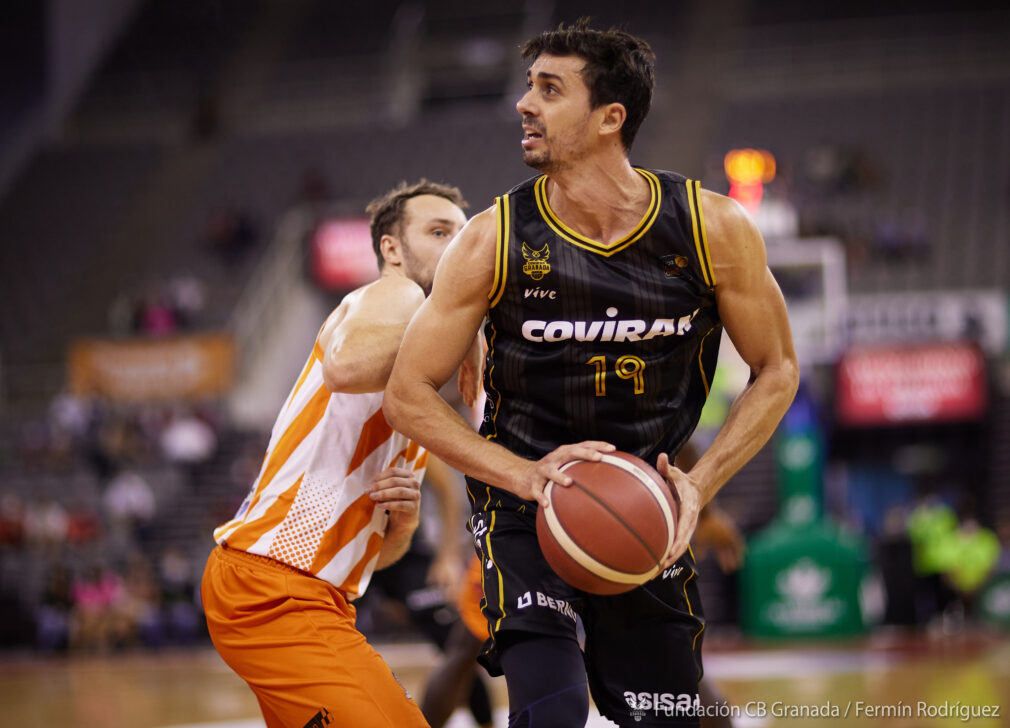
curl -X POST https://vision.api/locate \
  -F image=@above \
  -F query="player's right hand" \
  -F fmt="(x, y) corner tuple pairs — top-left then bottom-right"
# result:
(656, 452), (702, 568)
(368, 466), (422, 532)
(515, 441), (616, 508)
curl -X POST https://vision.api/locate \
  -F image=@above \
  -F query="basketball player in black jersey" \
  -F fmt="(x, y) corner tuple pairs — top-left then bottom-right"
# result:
(385, 20), (798, 728)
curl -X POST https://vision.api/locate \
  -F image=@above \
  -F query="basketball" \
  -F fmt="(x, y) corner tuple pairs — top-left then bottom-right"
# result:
(535, 451), (678, 595)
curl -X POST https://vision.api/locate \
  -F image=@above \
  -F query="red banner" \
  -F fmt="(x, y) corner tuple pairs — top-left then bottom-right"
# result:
(311, 217), (378, 290)
(835, 342), (986, 426)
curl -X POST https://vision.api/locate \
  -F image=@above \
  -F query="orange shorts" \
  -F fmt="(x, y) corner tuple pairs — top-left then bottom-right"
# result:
(201, 546), (428, 728)
(457, 554), (488, 642)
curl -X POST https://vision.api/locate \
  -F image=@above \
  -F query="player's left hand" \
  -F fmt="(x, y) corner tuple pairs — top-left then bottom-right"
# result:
(368, 466), (422, 531)
(656, 452), (703, 569)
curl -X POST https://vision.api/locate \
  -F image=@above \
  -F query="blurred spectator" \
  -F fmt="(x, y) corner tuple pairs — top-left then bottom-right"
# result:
(204, 207), (258, 266)
(906, 497), (958, 625)
(23, 498), (68, 551)
(879, 505), (917, 626)
(945, 517), (1000, 613)
(70, 561), (129, 652)
(166, 274), (206, 329)
(122, 555), (164, 648)
(36, 564), (74, 651)
(161, 409), (217, 491)
(103, 468), (156, 545)
(48, 391), (91, 462)
(159, 547), (201, 644)
(137, 290), (179, 337)
(65, 506), (102, 545)
(0, 492), (25, 546)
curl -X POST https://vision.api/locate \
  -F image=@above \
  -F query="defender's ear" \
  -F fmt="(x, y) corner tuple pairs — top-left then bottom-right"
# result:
(380, 235), (403, 267)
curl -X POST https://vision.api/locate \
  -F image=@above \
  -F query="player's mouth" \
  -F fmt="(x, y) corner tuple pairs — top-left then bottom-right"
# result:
(522, 126), (544, 148)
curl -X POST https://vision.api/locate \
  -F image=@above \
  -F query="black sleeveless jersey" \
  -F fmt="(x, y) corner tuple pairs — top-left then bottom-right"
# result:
(479, 168), (722, 469)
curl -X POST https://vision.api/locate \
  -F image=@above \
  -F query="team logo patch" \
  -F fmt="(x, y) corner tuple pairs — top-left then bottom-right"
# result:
(521, 242), (551, 280)
(661, 254), (690, 277)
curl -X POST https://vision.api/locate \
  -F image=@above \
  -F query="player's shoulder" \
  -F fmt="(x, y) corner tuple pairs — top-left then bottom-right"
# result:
(334, 275), (425, 321)
(363, 273), (425, 304)
(448, 204), (499, 254)
(696, 189), (767, 281)
(698, 188), (761, 245)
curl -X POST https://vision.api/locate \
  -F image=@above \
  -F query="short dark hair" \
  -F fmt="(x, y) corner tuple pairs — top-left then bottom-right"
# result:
(521, 19), (655, 151)
(365, 179), (467, 269)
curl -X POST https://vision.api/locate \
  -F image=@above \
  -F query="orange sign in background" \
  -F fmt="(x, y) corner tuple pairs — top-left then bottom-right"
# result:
(68, 333), (236, 402)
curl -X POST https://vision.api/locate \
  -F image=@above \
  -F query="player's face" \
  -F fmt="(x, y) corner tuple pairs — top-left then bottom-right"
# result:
(516, 54), (596, 173)
(397, 194), (467, 295)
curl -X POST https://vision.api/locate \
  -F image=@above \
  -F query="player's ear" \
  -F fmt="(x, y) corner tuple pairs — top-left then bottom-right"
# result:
(380, 235), (402, 267)
(598, 102), (626, 139)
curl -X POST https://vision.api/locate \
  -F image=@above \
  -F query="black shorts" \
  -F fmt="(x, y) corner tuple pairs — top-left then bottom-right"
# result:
(466, 479), (706, 727)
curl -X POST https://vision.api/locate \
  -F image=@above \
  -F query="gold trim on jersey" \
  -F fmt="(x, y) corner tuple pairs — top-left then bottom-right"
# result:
(686, 179), (716, 288)
(484, 320), (502, 441)
(697, 326), (716, 397)
(683, 546), (706, 657)
(487, 510), (506, 632)
(533, 169), (661, 257)
(489, 195), (510, 308)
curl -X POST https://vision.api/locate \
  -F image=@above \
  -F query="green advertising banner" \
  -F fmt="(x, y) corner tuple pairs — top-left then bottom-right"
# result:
(741, 520), (868, 638)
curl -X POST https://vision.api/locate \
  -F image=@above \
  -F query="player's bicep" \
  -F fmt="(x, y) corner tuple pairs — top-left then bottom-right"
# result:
(719, 266), (794, 375)
(705, 192), (795, 374)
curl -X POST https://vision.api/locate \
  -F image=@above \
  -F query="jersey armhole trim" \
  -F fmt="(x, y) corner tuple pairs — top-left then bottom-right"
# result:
(686, 179), (716, 288)
(489, 194), (510, 308)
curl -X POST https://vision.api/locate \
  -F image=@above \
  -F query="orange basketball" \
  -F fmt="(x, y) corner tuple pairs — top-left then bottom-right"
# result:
(535, 451), (678, 595)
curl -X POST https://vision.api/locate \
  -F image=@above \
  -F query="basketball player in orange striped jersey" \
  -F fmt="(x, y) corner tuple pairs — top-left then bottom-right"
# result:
(201, 180), (469, 728)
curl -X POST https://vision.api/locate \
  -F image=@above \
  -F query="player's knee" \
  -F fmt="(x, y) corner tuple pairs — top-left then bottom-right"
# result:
(507, 680), (589, 728)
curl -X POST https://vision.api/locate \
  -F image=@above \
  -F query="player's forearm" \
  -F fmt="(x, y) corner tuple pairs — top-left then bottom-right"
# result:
(383, 383), (528, 495)
(687, 359), (799, 504)
(376, 519), (417, 569)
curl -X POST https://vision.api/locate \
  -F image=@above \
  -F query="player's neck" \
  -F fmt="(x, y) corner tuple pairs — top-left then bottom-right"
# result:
(545, 158), (650, 245)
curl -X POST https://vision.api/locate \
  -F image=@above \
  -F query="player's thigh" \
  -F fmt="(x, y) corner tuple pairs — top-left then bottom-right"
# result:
(582, 573), (705, 727)
(472, 508), (581, 674)
(249, 603), (427, 728)
(203, 549), (426, 728)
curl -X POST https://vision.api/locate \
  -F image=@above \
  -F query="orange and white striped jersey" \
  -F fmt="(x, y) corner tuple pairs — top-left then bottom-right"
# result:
(213, 336), (427, 598)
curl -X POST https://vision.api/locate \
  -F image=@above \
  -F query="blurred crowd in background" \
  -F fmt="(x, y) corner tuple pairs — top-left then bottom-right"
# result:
(1, 0), (1010, 655)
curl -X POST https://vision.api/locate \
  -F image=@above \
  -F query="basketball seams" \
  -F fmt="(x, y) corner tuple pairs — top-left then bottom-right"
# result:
(565, 454), (676, 557)
(566, 476), (664, 566)
(542, 480), (654, 585)
(542, 454), (676, 587)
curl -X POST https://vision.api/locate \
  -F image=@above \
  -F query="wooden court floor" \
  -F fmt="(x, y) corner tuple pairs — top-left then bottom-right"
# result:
(1, 631), (1006, 727)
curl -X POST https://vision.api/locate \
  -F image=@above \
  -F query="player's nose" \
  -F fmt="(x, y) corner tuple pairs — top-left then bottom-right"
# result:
(516, 89), (536, 116)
